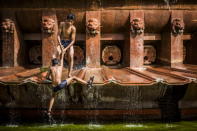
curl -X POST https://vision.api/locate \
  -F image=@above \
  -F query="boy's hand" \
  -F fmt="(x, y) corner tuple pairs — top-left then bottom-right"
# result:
(87, 76), (94, 88)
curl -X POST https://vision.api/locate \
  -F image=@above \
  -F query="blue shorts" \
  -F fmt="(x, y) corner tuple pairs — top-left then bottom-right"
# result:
(53, 80), (67, 92)
(61, 40), (71, 48)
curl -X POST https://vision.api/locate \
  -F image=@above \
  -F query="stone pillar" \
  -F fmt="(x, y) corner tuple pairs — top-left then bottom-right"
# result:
(160, 11), (184, 66)
(42, 10), (58, 67)
(129, 10), (144, 68)
(186, 32), (197, 65)
(86, 11), (101, 68)
(2, 11), (23, 67)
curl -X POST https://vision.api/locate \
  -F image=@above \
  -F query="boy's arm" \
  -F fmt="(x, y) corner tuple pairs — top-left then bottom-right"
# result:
(60, 50), (65, 67)
(58, 35), (64, 53)
(72, 76), (87, 84)
(63, 27), (76, 52)
(46, 69), (52, 80)
(58, 23), (64, 52)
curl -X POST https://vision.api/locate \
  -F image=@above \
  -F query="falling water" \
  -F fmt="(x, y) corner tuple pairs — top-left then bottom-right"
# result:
(4, 32), (12, 67)
(163, 0), (171, 10)
(163, 0), (179, 10)
(125, 86), (143, 123)
(85, 85), (99, 125)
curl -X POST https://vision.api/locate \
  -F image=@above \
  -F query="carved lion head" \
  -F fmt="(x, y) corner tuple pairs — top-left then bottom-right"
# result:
(171, 18), (184, 36)
(1, 19), (14, 33)
(130, 18), (144, 35)
(86, 18), (100, 37)
(42, 18), (55, 34)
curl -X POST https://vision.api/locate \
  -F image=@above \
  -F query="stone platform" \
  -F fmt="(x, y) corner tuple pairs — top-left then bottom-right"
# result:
(0, 65), (197, 121)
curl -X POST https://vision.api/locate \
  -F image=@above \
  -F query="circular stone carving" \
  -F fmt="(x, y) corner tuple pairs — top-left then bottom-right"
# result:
(144, 45), (156, 65)
(65, 46), (84, 65)
(29, 45), (42, 65)
(102, 46), (121, 65)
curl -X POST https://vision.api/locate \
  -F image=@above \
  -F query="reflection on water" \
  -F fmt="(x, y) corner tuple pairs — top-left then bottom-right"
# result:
(1, 121), (197, 131)
(125, 124), (144, 128)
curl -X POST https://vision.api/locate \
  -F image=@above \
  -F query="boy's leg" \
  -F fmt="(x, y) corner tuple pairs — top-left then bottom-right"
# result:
(66, 77), (75, 85)
(48, 92), (57, 113)
(69, 76), (94, 86)
(72, 76), (87, 84)
(68, 46), (74, 77)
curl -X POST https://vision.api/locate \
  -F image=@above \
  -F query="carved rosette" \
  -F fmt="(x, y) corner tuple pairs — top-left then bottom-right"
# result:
(171, 18), (184, 36)
(1, 19), (14, 34)
(130, 18), (144, 35)
(86, 18), (100, 37)
(41, 17), (55, 34)
(144, 45), (156, 65)
(102, 46), (121, 65)
(29, 45), (42, 65)
(65, 46), (84, 65)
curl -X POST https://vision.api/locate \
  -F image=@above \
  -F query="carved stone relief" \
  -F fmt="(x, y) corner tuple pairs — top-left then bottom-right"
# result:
(86, 18), (100, 37)
(130, 18), (144, 35)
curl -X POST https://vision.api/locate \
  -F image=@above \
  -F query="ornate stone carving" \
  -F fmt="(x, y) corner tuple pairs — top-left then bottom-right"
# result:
(130, 18), (144, 35)
(86, 18), (100, 37)
(65, 46), (84, 66)
(41, 17), (55, 34)
(102, 46), (121, 65)
(1, 19), (14, 34)
(144, 45), (156, 65)
(171, 18), (184, 36)
(29, 45), (42, 65)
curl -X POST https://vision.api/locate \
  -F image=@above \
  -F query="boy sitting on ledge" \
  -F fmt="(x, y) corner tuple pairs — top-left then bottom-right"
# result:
(46, 53), (94, 117)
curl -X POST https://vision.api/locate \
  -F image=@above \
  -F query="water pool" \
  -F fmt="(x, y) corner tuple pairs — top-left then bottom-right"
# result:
(1, 121), (197, 131)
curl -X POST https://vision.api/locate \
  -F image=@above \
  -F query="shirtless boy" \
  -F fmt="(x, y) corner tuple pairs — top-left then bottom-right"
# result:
(46, 50), (94, 116)
(58, 13), (76, 77)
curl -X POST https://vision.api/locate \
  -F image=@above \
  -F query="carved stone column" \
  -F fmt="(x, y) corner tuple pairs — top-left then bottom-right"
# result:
(129, 10), (144, 68)
(86, 11), (101, 68)
(160, 11), (184, 66)
(1, 11), (23, 67)
(42, 10), (58, 66)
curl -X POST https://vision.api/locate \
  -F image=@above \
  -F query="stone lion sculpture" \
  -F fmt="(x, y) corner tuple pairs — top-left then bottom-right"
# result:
(171, 18), (184, 36)
(1, 18), (14, 34)
(86, 18), (100, 37)
(41, 17), (55, 34)
(130, 18), (144, 35)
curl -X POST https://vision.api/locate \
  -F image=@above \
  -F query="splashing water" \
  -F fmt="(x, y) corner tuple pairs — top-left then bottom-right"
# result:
(163, 0), (179, 10)
(88, 123), (102, 129)
(125, 124), (144, 128)
(6, 124), (18, 127)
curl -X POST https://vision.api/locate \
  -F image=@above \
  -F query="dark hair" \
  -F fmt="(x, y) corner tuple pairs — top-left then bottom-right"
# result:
(51, 58), (59, 66)
(66, 13), (75, 20)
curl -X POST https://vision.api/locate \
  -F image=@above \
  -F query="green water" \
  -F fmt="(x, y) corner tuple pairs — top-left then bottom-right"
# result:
(1, 121), (197, 131)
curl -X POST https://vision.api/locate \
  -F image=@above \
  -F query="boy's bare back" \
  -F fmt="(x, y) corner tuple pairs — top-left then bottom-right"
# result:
(50, 66), (63, 86)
